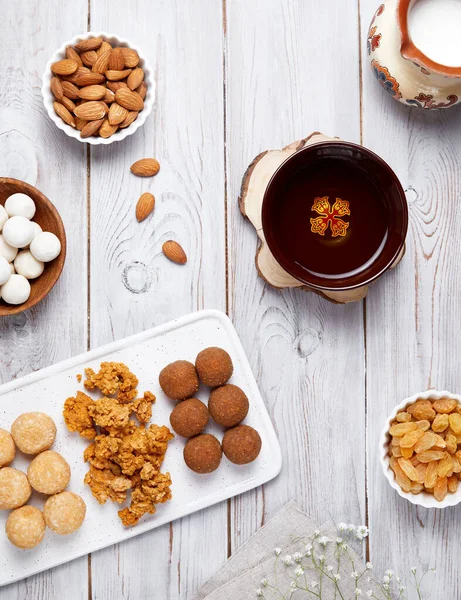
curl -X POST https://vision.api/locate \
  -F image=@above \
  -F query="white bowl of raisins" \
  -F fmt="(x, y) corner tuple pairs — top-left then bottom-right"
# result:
(380, 390), (461, 508)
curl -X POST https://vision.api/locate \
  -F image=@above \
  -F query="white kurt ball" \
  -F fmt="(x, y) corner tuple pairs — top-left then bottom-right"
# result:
(1, 274), (31, 305)
(5, 193), (36, 220)
(30, 232), (61, 263)
(14, 251), (44, 280)
(3, 216), (35, 249)
(0, 256), (11, 285)
(0, 234), (18, 262)
(0, 205), (8, 231)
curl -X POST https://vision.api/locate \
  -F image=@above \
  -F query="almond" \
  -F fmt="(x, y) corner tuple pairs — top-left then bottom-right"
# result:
(92, 49), (112, 74)
(121, 48), (140, 68)
(105, 69), (132, 81)
(106, 81), (127, 93)
(51, 59), (78, 76)
(115, 88), (144, 111)
(78, 85), (106, 100)
(97, 41), (112, 57)
(64, 67), (90, 84)
(53, 101), (76, 128)
(108, 47), (125, 70)
(74, 72), (105, 87)
(81, 50), (98, 67)
(136, 81), (147, 101)
(61, 80), (80, 99)
(66, 46), (83, 67)
(75, 37), (103, 52)
(130, 158), (160, 177)
(119, 110), (138, 129)
(50, 76), (63, 100)
(127, 67), (144, 90)
(162, 241), (187, 265)
(108, 102), (129, 126)
(103, 88), (116, 104)
(80, 118), (104, 138)
(74, 101), (108, 121)
(60, 96), (76, 112)
(75, 117), (88, 131)
(136, 193), (155, 222)
(99, 119), (118, 138)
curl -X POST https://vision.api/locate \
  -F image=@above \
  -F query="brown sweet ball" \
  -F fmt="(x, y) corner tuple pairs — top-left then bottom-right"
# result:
(11, 412), (57, 455)
(222, 425), (262, 465)
(0, 467), (31, 510)
(195, 347), (233, 387)
(44, 491), (86, 535)
(0, 428), (16, 467)
(27, 451), (71, 495)
(209, 384), (249, 428)
(170, 398), (209, 438)
(183, 434), (222, 474)
(159, 360), (199, 400)
(6, 506), (46, 549)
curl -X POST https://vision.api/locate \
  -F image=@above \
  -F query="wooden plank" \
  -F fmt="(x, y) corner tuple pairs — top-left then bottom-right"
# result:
(88, 1), (227, 598)
(361, 1), (461, 596)
(0, 2), (88, 599)
(225, 0), (365, 559)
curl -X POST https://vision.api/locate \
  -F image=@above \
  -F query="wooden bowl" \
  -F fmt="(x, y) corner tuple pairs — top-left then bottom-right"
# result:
(0, 178), (66, 316)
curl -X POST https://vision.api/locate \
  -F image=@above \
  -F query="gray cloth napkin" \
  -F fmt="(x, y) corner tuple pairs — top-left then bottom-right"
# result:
(195, 501), (382, 600)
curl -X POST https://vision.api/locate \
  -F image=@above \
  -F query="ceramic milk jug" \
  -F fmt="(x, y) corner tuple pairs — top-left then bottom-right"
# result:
(368, 0), (461, 108)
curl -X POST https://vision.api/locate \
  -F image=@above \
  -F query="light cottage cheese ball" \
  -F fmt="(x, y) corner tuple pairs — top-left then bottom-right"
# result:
(27, 451), (71, 495)
(0, 428), (16, 467)
(0, 234), (18, 262)
(14, 251), (44, 280)
(0, 205), (8, 231)
(0, 256), (11, 285)
(5, 193), (36, 220)
(2, 216), (35, 249)
(44, 491), (86, 535)
(1, 274), (31, 305)
(30, 232), (61, 262)
(6, 506), (46, 549)
(0, 467), (31, 509)
(11, 412), (56, 455)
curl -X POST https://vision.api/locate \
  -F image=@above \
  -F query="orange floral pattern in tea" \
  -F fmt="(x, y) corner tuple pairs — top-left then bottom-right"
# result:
(310, 196), (350, 238)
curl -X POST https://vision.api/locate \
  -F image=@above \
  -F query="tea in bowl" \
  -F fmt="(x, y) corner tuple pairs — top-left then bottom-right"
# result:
(261, 141), (408, 296)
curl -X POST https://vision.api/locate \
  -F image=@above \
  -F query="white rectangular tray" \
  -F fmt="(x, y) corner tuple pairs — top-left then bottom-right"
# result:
(0, 310), (282, 586)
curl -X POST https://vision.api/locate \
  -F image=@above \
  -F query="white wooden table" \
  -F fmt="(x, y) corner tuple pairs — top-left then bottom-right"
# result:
(1, 1), (460, 598)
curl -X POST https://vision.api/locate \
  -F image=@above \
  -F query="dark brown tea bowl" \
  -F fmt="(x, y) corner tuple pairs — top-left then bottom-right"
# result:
(261, 141), (408, 294)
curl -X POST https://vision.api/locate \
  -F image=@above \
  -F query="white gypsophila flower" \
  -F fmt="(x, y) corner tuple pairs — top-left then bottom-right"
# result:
(431, 568), (437, 574)
(366, 562), (373, 570)
(410, 566), (417, 574)
(348, 523), (356, 532)
(326, 565), (333, 572)
(319, 536), (330, 547)
(334, 574), (341, 582)
(282, 555), (293, 566)
(383, 575), (390, 584)
(385, 570), (393, 577)
(367, 592), (373, 598)
(293, 552), (303, 563)
(290, 581), (297, 592)
(261, 579), (268, 587)
(305, 550), (312, 557)
(295, 567), (304, 577)
(396, 577), (401, 584)
(305, 543), (313, 552)
(311, 581), (319, 589)
(383, 583), (390, 591)
(355, 590), (362, 597)
(274, 547), (282, 556)
(256, 589), (263, 597)
(356, 526), (369, 540)
(351, 571), (359, 579)
(341, 543), (348, 550)
(314, 529), (320, 537)
(318, 554), (325, 563)
(339, 522), (348, 532)
(336, 537), (344, 544)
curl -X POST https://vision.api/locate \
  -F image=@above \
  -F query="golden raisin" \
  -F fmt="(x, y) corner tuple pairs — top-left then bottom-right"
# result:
(401, 446), (414, 459)
(396, 411), (412, 423)
(432, 398), (458, 414)
(448, 475), (459, 493)
(434, 476), (448, 502)
(389, 422), (418, 437)
(445, 434), (458, 455)
(414, 431), (440, 454)
(394, 462), (412, 493)
(415, 420), (430, 431)
(432, 414), (449, 433)
(407, 400), (436, 421)
(448, 413), (461, 435)
(416, 450), (446, 463)
(398, 458), (419, 482)
(400, 429), (424, 448)
(437, 453), (454, 478)
(424, 461), (438, 489)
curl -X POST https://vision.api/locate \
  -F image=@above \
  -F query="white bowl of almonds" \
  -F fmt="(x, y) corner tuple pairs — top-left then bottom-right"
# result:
(42, 32), (155, 144)
(380, 390), (461, 508)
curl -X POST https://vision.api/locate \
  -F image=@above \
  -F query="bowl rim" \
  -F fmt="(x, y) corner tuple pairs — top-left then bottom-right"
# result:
(261, 140), (409, 291)
(0, 178), (67, 316)
(41, 31), (155, 145)
(379, 389), (461, 509)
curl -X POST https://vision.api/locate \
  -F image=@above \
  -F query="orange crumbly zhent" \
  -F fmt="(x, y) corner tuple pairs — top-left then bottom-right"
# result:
(63, 362), (173, 526)
(388, 397), (461, 502)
